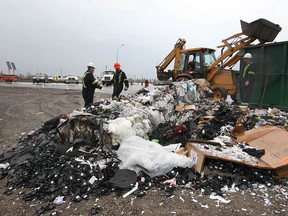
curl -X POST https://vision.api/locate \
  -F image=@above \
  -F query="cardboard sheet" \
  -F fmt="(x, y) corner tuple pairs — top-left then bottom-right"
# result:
(236, 126), (288, 178)
(186, 126), (288, 178)
(185, 142), (270, 174)
(175, 101), (184, 112)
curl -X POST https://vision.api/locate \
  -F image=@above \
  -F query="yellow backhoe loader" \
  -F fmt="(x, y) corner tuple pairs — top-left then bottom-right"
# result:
(156, 18), (281, 99)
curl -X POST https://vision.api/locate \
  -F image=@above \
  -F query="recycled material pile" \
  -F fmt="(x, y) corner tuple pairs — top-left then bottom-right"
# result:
(0, 80), (288, 215)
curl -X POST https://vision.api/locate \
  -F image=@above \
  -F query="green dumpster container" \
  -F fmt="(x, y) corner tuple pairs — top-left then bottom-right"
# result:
(240, 41), (288, 109)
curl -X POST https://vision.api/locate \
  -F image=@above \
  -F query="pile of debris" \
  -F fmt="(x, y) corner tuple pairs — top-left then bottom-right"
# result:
(1, 79), (288, 215)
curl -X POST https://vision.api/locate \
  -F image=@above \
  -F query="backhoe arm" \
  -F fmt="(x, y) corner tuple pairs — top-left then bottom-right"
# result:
(156, 39), (186, 81)
(206, 33), (257, 82)
(207, 18), (281, 82)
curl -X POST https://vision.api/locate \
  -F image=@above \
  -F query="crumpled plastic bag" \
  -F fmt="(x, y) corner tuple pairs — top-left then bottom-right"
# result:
(174, 80), (200, 104)
(117, 136), (196, 177)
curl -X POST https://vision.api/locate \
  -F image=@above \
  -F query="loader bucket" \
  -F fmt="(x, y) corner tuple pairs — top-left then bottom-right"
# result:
(241, 18), (282, 42)
(157, 71), (171, 81)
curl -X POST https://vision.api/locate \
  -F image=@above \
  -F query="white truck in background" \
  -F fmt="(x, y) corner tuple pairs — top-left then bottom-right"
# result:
(65, 75), (80, 84)
(101, 70), (114, 85)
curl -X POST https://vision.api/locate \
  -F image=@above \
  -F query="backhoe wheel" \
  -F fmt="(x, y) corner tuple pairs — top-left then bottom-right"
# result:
(212, 86), (227, 100)
(230, 93), (238, 102)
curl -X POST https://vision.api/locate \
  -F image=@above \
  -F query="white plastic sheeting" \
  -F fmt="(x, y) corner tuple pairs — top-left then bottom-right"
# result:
(117, 136), (196, 177)
(101, 81), (210, 146)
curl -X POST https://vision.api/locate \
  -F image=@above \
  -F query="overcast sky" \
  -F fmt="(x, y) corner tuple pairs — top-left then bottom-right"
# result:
(0, 0), (287, 79)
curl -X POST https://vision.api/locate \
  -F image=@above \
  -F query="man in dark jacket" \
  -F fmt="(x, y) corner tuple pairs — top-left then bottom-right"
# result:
(82, 63), (102, 107)
(239, 53), (256, 105)
(107, 62), (129, 99)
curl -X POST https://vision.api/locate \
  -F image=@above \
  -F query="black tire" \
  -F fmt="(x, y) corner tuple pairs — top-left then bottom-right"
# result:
(230, 93), (237, 102)
(212, 86), (227, 100)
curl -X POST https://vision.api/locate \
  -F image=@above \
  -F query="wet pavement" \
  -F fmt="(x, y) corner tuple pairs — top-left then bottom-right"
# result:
(0, 81), (153, 95)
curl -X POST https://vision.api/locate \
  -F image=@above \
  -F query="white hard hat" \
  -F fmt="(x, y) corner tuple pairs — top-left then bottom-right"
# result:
(87, 62), (95, 68)
(243, 53), (252, 59)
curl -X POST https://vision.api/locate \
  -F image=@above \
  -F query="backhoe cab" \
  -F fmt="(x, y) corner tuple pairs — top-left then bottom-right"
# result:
(156, 18), (282, 100)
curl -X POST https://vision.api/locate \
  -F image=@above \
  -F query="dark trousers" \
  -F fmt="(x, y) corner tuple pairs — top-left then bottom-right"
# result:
(112, 84), (123, 98)
(240, 80), (254, 103)
(82, 89), (94, 107)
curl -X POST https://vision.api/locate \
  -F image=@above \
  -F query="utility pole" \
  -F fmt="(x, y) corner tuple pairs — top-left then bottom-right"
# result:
(116, 44), (124, 62)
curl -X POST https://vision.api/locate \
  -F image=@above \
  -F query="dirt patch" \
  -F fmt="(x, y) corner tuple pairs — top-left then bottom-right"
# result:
(0, 86), (287, 216)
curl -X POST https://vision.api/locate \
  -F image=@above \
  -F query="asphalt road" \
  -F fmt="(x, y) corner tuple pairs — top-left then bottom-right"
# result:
(0, 81), (151, 95)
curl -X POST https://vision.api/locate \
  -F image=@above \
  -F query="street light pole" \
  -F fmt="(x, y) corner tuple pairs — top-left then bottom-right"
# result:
(116, 44), (124, 62)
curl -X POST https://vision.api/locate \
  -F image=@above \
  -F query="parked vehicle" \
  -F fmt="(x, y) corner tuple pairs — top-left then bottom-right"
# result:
(65, 75), (79, 84)
(32, 73), (48, 83)
(101, 70), (114, 85)
(0, 74), (21, 82)
(48, 75), (67, 83)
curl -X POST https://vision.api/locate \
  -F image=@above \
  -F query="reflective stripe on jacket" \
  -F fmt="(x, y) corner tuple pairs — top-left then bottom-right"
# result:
(82, 71), (98, 89)
(242, 62), (255, 78)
